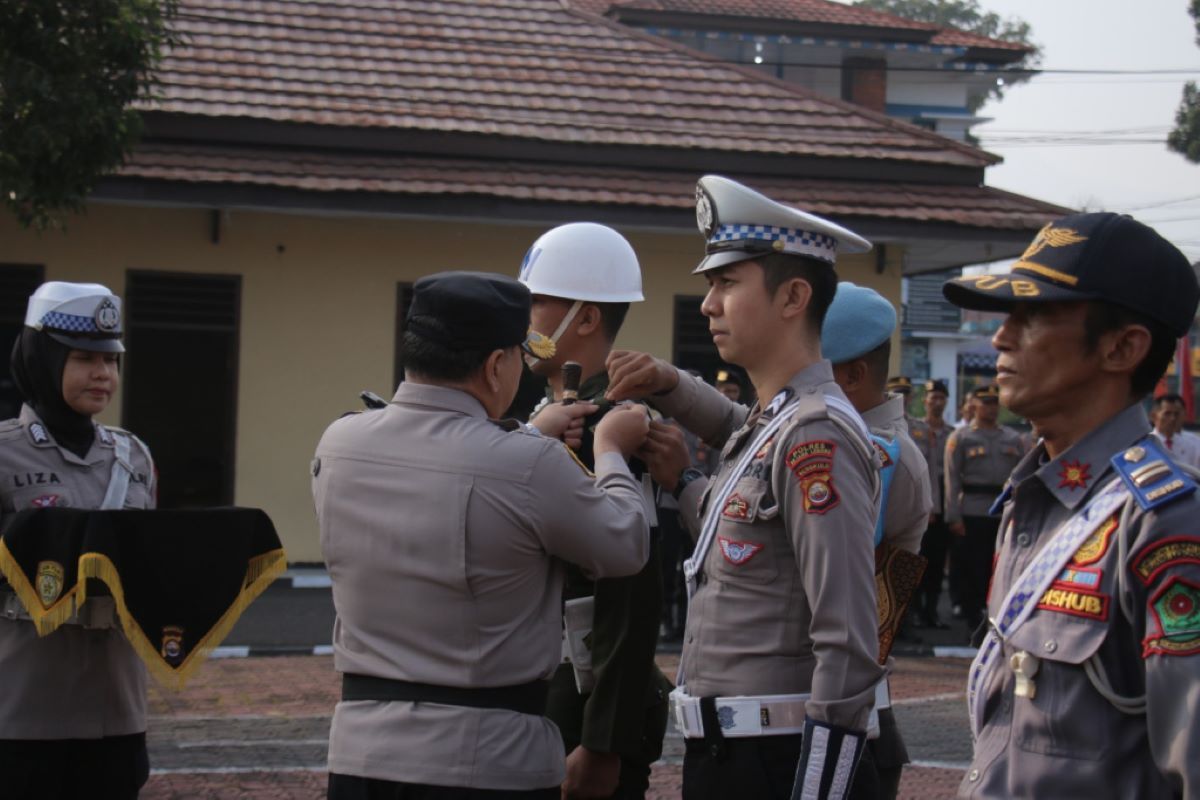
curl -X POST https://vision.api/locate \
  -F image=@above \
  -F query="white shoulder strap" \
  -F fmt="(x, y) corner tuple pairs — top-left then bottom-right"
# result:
(100, 432), (134, 510)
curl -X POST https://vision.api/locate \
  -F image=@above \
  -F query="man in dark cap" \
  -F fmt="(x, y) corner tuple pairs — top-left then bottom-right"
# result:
(943, 213), (1200, 797)
(313, 271), (653, 798)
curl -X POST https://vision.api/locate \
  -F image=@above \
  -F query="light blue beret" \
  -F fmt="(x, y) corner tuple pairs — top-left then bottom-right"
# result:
(820, 282), (897, 364)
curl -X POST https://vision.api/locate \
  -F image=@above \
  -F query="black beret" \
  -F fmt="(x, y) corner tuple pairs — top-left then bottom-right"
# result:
(406, 271), (549, 356)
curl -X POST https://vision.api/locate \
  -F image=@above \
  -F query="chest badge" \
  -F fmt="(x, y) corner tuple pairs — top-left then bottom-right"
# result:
(1057, 460), (1091, 491)
(722, 494), (750, 521)
(30, 494), (63, 508)
(1071, 514), (1118, 566)
(718, 536), (764, 566)
(36, 561), (65, 608)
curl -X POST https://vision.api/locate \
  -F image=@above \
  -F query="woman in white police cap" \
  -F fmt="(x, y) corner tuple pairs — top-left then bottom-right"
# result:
(0, 282), (156, 799)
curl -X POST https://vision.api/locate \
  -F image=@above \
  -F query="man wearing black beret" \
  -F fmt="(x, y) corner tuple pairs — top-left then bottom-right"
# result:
(943, 213), (1200, 797)
(313, 271), (654, 798)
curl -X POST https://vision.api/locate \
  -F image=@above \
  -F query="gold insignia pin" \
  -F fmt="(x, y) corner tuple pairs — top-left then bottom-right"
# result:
(1124, 446), (1147, 463)
(524, 329), (556, 360)
(1022, 224), (1088, 260)
(36, 560), (65, 608)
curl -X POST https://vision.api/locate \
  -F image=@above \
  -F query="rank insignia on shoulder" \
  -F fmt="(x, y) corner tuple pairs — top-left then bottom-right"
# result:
(97, 426), (114, 445)
(1142, 577), (1200, 657)
(28, 422), (50, 445)
(1110, 436), (1197, 511)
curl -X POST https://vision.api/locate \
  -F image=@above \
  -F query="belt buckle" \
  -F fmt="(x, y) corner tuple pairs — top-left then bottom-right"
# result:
(714, 698), (763, 737)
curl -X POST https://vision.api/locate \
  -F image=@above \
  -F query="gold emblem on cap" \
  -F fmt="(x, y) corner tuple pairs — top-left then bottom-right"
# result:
(1023, 224), (1088, 260)
(1124, 446), (1147, 463)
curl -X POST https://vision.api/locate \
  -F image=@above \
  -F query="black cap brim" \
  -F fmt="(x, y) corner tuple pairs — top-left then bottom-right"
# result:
(46, 331), (125, 353)
(942, 272), (1099, 313)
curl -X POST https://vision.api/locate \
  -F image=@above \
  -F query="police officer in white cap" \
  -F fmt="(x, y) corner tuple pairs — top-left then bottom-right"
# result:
(0, 282), (157, 798)
(519, 223), (671, 800)
(607, 176), (885, 800)
(821, 283), (931, 800)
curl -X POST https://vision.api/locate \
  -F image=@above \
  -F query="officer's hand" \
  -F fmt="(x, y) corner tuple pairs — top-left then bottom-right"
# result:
(593, 402), (650, 459)
(605, 350), (678, 402)
(949, 521), (966, 536)
(529, 401), (597, 450)
(561, 745), (620, 800)
(637, 421), (692, 492)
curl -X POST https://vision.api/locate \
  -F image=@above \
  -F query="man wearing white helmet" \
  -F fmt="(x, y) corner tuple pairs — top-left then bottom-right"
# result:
(606, 176), (885, 800)
(519, 223), (670, 800)
(0, 282), (157, 798)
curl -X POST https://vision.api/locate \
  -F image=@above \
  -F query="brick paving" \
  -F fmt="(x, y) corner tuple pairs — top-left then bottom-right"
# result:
(142, 654), (971, 799)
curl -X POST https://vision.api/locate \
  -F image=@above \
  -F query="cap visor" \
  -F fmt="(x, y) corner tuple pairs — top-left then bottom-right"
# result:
(942, 274), (1095, 313)
(692, 250), (761, 275)
(46, 332), (125, 353)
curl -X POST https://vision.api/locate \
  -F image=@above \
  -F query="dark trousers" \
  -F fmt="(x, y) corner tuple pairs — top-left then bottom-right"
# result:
(962, 515), (1002, 630)
(0, 732), (149, 800)
(658, 511), (692, 639)
(848, 708), (906, 800)
(328, 774), (558, 799)
(917, 515), (950, 621)
(682, 734), (804, 800)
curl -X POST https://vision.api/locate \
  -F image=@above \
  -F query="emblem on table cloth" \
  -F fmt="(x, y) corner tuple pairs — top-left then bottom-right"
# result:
(718, 536), (763, 565)
(36, 560), (65, 608)
(1058, 460), (1092, 491)
(161, 626), (186, 666)
(801, 474), (839, 515)
(1143, 577), (1200, 657)
(1036, 586), (1109, 621)
(31, 494), (62, 508)
(1070, 514), (1118, 566)
(722, 494), (751, 521)
(1132, 537), (1200, 585)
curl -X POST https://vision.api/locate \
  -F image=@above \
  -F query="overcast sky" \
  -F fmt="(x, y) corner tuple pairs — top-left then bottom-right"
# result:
(947, 0), (1200, 261)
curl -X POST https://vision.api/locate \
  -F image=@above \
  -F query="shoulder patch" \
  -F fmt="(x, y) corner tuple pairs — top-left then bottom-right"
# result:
(786, 440), (835, 475)
(1111, 436), (1197, 512)
(1070, 514), (1118, 566)
(1143, 576), (1200, 657)
(1132, 537), (1200, 586)
(1036, 586), (1109, 622)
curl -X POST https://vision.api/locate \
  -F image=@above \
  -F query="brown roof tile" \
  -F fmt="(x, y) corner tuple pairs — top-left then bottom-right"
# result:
(149, 0), (995, 168)
(119, 142), (1067, 231)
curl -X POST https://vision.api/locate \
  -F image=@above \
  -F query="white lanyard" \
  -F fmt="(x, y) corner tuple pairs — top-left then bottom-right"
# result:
(100, 433), (134, 510)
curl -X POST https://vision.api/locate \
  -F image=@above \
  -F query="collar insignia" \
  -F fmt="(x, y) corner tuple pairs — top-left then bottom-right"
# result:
(1057, 460), (1091, 491)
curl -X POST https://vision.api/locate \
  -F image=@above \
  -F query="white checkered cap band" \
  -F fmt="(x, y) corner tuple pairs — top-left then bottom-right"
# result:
(39, 311), (104, 334)
(707, 224), (838, 264)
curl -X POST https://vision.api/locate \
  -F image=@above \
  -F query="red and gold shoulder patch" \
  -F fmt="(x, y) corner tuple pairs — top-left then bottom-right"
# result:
(1036, 586), (1109, 621)
(1057, 460), (1091, 491)
(1143, 577), (1200, 657)
(872, 440), (894, 468)
(1070, 514), (1118, 566)
(1132, 537), (1200, 586)
(786, 440), (839, 514)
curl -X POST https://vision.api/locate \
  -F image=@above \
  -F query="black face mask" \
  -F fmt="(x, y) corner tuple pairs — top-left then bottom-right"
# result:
(10, 328), (97, 459)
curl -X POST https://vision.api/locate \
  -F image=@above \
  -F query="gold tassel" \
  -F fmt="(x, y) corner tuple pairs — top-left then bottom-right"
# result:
(78, 548), (287, 690)
(0, 539), (81, 637)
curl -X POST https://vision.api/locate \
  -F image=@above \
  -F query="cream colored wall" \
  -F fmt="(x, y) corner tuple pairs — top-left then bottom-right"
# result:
(0, 204), (905, 561)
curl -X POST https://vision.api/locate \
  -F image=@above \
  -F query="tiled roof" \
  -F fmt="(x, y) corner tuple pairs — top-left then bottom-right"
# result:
(118, 142), (1067, 231)
(572, 0), (1031, 53)
(150, 0), (995, 168)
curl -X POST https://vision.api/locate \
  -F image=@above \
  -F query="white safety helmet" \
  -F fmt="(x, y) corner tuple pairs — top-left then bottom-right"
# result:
(517, 223), (644, 303)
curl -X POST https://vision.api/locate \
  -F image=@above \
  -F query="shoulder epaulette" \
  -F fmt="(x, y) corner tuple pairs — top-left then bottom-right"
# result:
(561, 442), (594, 477)
(0, 418), (22, 436)
(1110, 435), (1197, 512)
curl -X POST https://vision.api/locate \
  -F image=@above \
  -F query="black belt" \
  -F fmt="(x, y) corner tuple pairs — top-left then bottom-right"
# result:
(341, 673), (549, 716)
(962, 484), (1004, 494)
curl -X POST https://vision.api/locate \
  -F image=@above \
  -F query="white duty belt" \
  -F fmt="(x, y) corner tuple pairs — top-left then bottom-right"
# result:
(670, 686), (808, 738)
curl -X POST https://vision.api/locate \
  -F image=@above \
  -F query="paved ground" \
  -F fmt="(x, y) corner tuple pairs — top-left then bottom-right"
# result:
(141, 653), (970, 799)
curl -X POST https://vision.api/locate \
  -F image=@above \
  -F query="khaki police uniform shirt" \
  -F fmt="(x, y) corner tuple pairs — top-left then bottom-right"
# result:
(657, 362), (885, 732)
(313, 382), (649, 790)
(944, 425), (1025, 523)
(964, 403), (1200, 798)
(862, 395), (931, 555)
(0, 405), (156, 739)
(921, 418), (951, 514)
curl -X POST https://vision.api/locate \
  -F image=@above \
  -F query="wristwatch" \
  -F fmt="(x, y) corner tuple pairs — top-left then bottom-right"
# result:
(672, 467), (706, 501)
